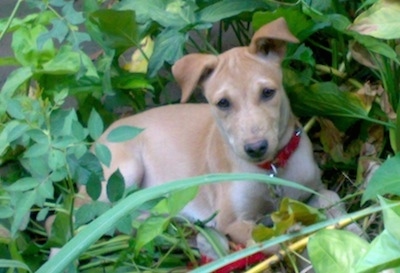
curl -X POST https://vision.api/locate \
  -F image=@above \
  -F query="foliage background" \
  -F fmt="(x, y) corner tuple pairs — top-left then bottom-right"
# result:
(1, 0), (400, 272)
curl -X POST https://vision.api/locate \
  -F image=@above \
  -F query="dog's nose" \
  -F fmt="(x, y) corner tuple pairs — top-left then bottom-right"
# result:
(244, 140), (268, 159)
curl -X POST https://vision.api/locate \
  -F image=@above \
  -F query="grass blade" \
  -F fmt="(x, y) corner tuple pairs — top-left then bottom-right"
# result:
(36, 173), (316, 273)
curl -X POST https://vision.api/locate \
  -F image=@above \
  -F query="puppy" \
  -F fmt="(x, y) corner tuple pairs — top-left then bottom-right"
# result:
(88, 18), (340, 247)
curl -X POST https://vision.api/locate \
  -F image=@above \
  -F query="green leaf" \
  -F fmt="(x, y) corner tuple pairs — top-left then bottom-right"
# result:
(48, 211), (72, 247)
(24, 143), (50, 158)
(37, 207), (50, 222)
(88, 109), (104, 140)
(0, 259), (32, 273)
(74, 203), (96, 227)
(0, 134), (8, 157)
(37, 179), (54, 201)
(112, 73), (153, 91)
(53, 89), (69, 106)
(362, 154), (400, 204)
(1, 67), (33, 97)
(167, 186), (198, 216)
(0, 206), (13, 219)
(27, 129), (48, 144)
(21, 156), (51, 178)
(355, 230), (400, 273)
(11, 190), (36, 236)
(11, 25), (55, 67)
(7, 99), (25, 119)
(62, 1), (85, 25)
(253, 198), (326, 242)
(83, 0), (100, 13)
(106, 125), (143, 142)
(284, 198), (326, 225)
(378, 196), (400, 240)
(37, 18), (69, 49)
(71, 120), (88, 141)
(67, 152), (103, 186)
(352, 32), (399, 64)
(3, 120), (29, 143)
(49, 169), (68, 182)
(148, 28), (186, 77)
(308, 229), (369, 273)
(116, 0), (197, 28)
(252, 224), (275, 242)
(94, 143), (111, 167)
(106, 169), (125, 203)
(78, 50), (99, 79)
(75, 201), (111, 227)
(153, 186), (198, 216)
(86, 173), (102, 201)
(71, 143), (88, 159)
(40, 45), (81, 75)
(6, 177), (41, 192)
(48, 149), (66, 171)
(350, 0), (400, 39)
(288, 82), (370, 120)
(252, 8), (315, 40)
(199, 0), (266, 23)
(114, 215), (134, 234)
(288, 44), (315, 67)
(50, 109), (76, 137)
(0, 56), (19, 66)
(135, 216), (170, 253)
(52, 136), (76, 150)
(89, 9), (138, 54)
(0, 12), (45, 33)
(320, 14), (352, 32)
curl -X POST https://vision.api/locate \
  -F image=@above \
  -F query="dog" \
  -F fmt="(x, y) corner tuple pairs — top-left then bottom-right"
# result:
(82, 17), (350, 249)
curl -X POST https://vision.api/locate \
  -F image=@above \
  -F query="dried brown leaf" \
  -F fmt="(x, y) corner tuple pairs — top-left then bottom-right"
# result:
(318, 118), (352, 164)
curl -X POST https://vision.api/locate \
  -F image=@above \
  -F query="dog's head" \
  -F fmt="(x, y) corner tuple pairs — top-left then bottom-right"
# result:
(172, 18), (299, 163)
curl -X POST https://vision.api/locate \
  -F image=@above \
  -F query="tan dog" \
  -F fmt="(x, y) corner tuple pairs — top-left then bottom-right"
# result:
(89, 18), (342, 247)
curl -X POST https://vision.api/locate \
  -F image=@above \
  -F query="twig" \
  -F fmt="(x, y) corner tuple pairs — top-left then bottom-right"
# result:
(244, 217), (358, 273)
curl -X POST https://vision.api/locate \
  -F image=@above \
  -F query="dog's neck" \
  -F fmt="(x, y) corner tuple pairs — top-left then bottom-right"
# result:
(257, 126), (302, 175)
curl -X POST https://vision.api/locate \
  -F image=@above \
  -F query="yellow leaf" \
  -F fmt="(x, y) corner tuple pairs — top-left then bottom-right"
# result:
(123, 36), (154, 73)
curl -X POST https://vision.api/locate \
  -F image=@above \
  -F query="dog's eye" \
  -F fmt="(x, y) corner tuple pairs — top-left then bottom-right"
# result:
(216, 98), (231, 110)
(261, 88), (276, 100)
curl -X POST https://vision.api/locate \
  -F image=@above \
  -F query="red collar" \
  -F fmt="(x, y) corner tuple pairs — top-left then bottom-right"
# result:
(257, 127), (302, 175)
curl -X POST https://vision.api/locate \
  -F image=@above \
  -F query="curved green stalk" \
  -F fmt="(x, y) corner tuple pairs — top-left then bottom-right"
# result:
(36, 173), (317, 273)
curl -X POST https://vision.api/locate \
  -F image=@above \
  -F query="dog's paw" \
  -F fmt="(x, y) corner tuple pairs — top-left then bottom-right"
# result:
(196, 227), (230, 260)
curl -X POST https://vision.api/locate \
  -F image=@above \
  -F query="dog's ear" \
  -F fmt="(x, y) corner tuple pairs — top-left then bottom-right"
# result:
(248, 17), (299, 60)
(172, 53), (218, 103)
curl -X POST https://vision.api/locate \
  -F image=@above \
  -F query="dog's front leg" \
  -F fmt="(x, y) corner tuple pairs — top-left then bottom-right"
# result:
(308, 189), (363, 236)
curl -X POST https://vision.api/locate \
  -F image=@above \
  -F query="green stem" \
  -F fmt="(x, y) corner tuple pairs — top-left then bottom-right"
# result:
(9, 239), (25, 273)
(195, 29), (218, 55)
(315, 64), (363, 89)
(303, 116), (317, 133)
(217, 21), (223, 52)
(231, 22), (245, 46)
(0, 0), (23, 42)
(188, 35), (204, 53)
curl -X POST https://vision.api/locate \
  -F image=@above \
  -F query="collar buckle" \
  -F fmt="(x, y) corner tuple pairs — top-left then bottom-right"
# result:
(268, 163), (278, 177)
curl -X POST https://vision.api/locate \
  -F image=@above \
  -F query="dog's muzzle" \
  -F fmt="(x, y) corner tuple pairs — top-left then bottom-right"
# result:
(244, 139), (268, 159)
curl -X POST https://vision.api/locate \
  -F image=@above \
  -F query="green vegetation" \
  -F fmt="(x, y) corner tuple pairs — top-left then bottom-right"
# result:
(1, 0), (400, 272)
